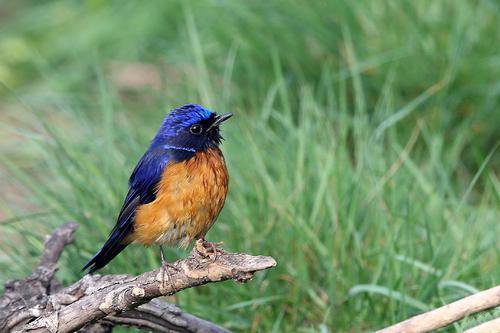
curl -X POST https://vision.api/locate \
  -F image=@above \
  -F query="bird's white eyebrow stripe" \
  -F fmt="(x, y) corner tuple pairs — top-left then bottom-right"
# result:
(163, 145), (196, 152)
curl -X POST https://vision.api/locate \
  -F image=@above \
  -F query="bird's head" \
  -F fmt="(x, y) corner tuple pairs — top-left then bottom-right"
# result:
(151, 104), (232, 157)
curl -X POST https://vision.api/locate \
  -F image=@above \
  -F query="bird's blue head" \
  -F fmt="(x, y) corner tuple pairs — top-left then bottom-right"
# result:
(151, 104), (232, 159)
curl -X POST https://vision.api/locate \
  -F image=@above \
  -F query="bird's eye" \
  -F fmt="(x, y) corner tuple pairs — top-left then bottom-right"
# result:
(189, 124), (203, 135)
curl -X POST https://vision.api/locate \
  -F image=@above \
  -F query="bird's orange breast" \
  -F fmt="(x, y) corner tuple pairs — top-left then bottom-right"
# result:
(131, 147), (228, 247)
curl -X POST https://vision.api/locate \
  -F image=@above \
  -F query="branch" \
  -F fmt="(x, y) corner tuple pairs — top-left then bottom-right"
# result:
(101, 299), (230, 333)
(0, 222), (79, 332)
(377, 285), (500, 333)
(0, 223), (276, 333)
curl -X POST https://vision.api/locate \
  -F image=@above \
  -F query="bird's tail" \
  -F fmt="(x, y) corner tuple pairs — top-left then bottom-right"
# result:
(82, 237), (129, 274)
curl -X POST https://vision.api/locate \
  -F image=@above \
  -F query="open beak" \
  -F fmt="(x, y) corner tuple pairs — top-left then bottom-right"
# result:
(207, 112), (233, 131)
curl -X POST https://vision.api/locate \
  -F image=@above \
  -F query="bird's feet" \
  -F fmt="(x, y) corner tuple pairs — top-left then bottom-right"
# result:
(195, 239), (225, 261)
(159, 246), (179, 290)
(160, 260), (180, 290)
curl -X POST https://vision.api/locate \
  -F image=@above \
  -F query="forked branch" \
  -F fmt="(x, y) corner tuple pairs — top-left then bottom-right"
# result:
(0, 222), (277, 333)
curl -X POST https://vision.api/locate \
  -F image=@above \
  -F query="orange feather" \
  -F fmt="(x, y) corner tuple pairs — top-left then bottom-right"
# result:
(130, 147), (228, 247)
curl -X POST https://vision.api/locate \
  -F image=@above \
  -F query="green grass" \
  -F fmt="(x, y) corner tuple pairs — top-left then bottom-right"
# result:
(1, 1), (499, 332)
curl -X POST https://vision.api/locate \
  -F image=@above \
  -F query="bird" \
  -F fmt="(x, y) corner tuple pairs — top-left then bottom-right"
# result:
(83, 103), (232, 274)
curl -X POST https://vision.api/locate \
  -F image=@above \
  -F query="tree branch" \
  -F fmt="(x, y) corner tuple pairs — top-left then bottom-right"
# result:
(0, 222), (276, 333)
(101, 300), (230, 333)
(377, 285), (500, 333)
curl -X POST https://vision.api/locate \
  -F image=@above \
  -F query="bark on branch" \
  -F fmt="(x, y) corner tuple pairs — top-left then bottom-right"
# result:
(377, 285), (500, 333)
(0, 222), (277, 333)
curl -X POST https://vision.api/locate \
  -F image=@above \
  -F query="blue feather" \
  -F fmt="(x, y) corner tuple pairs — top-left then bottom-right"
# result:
(83, 147), (173, 272)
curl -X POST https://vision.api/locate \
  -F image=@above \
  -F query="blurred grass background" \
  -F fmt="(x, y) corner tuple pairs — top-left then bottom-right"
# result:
(0, 0), (499, 332)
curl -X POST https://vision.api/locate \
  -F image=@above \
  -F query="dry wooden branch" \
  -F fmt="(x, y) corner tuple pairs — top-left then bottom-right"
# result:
(377, 285), (500, 333)
(98, 299), (232, 333)
(0, 222), (277, 333)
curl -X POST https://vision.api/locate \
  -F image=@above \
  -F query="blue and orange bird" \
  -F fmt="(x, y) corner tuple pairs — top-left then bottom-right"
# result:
(83, 104), (232, 273)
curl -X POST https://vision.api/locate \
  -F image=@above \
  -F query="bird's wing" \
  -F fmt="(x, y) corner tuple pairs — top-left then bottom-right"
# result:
(82, 148), (171, 273)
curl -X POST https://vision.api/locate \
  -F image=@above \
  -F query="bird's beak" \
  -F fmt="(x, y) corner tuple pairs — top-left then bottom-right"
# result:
(207, 112), (233, 131)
